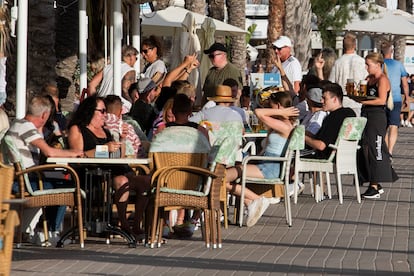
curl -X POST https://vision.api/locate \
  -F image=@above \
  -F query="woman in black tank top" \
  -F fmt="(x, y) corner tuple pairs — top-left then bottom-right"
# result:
(68, 95), (151, 239)
(358, 52), (397, 199)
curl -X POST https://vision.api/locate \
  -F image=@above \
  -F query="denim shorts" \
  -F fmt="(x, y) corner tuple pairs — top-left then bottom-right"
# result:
(387, 101), (402, 126)
(256, 152), (281, 179)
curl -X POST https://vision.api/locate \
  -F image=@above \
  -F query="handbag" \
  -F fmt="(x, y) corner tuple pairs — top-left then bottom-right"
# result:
(387, 90), (394, 110)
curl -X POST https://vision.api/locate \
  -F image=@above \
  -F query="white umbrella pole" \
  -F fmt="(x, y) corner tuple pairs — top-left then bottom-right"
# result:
(79, 0), (88, 94)
(16, 0), (28, 119)
(131, 4), (141, 77)
(113, 0), (122, 97)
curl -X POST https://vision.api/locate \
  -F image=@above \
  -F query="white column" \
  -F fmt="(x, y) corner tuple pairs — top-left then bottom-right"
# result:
(113, 0), (122, 97)
(16, 0), (28, 119)
(79, 0), (88, 93)
(131, 4), (141, 77)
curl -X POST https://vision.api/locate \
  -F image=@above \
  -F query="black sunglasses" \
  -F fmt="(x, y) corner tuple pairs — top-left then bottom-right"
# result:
(141, 47), (153, 54)
(95, 108), (107, 114)
(273, 46), (284, 51)
(208, 53), (223, 59)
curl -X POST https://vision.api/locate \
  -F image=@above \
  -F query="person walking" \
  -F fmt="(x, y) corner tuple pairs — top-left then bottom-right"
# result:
(381, 40), (409, 156)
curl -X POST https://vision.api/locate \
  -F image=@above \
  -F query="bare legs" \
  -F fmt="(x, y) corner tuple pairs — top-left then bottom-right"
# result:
(385, 125), (398, 155)
(225, 165), (264, 206)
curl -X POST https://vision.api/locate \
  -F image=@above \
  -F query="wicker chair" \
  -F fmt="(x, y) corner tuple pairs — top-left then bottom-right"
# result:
(0, 162), (20, 276)
(149, 126), (235, 248)
(148, 126), (211, 248)
(2, 135), (84, 248)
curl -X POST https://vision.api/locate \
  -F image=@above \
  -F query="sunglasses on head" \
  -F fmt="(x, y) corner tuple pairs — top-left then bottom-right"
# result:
(141, 47), (153, 54)
(95, 108), (107, 114)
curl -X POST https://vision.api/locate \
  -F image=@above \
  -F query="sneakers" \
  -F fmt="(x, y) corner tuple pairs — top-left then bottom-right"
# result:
(288, 182), (305, 197)
(246, 197), (270, 227)
(362, 186), (380, 199)
(173, 222), (195, 238)
(406, 120), (413, 128)
(401, 120), (406, 127)
(267, 197), (281, 204)
(377, 184), (384, 195)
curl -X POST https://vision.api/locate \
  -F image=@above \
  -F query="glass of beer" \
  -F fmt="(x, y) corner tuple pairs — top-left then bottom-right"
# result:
(346, 79), (355, 96)
(359, 80), (367, 97)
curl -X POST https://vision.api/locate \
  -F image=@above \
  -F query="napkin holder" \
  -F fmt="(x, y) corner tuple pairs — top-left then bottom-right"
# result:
(95, 145), (109, 158)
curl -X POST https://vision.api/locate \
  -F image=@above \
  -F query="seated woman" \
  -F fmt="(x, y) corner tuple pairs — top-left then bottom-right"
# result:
(67, 95), (151, 240)
(225, 91), (299, 227)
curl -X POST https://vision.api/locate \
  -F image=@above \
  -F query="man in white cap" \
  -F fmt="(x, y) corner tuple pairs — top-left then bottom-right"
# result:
(271, 35), (302, 95)
(203, 42), (243, 105)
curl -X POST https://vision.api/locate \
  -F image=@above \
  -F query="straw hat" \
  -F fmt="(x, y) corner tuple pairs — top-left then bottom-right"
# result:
(207, 85), (236, 103)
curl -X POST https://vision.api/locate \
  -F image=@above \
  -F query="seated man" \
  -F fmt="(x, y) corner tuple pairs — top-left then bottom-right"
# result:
(4, 96), (84, 242)
(305, 82), (356, 159)
(301, 87), (327, 137)
(189, 85), (243, 124)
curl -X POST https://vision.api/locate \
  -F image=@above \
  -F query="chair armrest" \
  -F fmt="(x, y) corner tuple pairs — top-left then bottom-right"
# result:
(328, 144), (337, 150)
(129, 164), (151, 175)
(15, 163), (77, 176)
(152, 165), (218, 194)
(14, 163), (82, 197)
(156, 166), (217, 185)
(242, 155), (289, 166)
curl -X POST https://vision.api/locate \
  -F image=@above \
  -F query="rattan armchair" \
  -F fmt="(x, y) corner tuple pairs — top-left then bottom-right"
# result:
(0, 162), (19, 276)
(2, 136), (84, 248)
(148, 126), (212, 248)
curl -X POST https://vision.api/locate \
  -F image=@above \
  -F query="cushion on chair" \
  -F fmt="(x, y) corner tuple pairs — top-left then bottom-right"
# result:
(150, 126), (211, 153)
(337, 117), (367, 141)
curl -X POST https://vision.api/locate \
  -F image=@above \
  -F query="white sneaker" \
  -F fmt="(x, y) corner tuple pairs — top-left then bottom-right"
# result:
(246, 197), (270, 227)
(401, 120), (406, 127)
(405, 120), (413, 127)
(288, 182), (305, 197)
(267, 197), (281, 204)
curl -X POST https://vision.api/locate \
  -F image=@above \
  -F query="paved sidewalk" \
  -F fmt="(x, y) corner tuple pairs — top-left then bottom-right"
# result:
(11, 128), (414, 275)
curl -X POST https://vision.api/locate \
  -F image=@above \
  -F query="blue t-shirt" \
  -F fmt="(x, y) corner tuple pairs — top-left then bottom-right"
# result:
(384, 58), (408, 102)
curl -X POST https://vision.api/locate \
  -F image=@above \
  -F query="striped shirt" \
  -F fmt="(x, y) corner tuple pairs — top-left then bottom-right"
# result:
(5, 118), (43, 168)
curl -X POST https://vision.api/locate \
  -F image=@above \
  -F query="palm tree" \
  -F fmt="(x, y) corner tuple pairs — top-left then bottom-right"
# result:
(185, 0), (207, 14)
(266, 0), (285, 71)
(226, 0), (246, 83)
(284, 0), (311, 70)
(208, 0), (224, 21)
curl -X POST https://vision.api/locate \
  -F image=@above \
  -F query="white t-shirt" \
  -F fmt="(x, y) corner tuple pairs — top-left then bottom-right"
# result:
(272, 55), (302, 85)
(328, 53), (367, 93)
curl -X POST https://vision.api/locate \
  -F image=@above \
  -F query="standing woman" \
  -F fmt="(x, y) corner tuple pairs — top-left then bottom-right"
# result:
(359, 52), (398, 199)
(141, 35), (167, 79)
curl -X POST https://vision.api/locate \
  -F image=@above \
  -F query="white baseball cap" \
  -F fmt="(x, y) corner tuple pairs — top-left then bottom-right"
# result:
(272, 36), (292, 48)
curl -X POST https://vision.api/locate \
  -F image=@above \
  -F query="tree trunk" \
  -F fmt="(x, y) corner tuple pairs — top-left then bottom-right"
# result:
(207, 0), (224, 43)
(375, 0), (387, 7)
(208, 0), (224, 21)
(185, 0), (206, 14)
(154, 0), (170, 10)
(266, 0), (285, 71)
(226, 0), (246, 85)
(284, 0), (311, 70)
